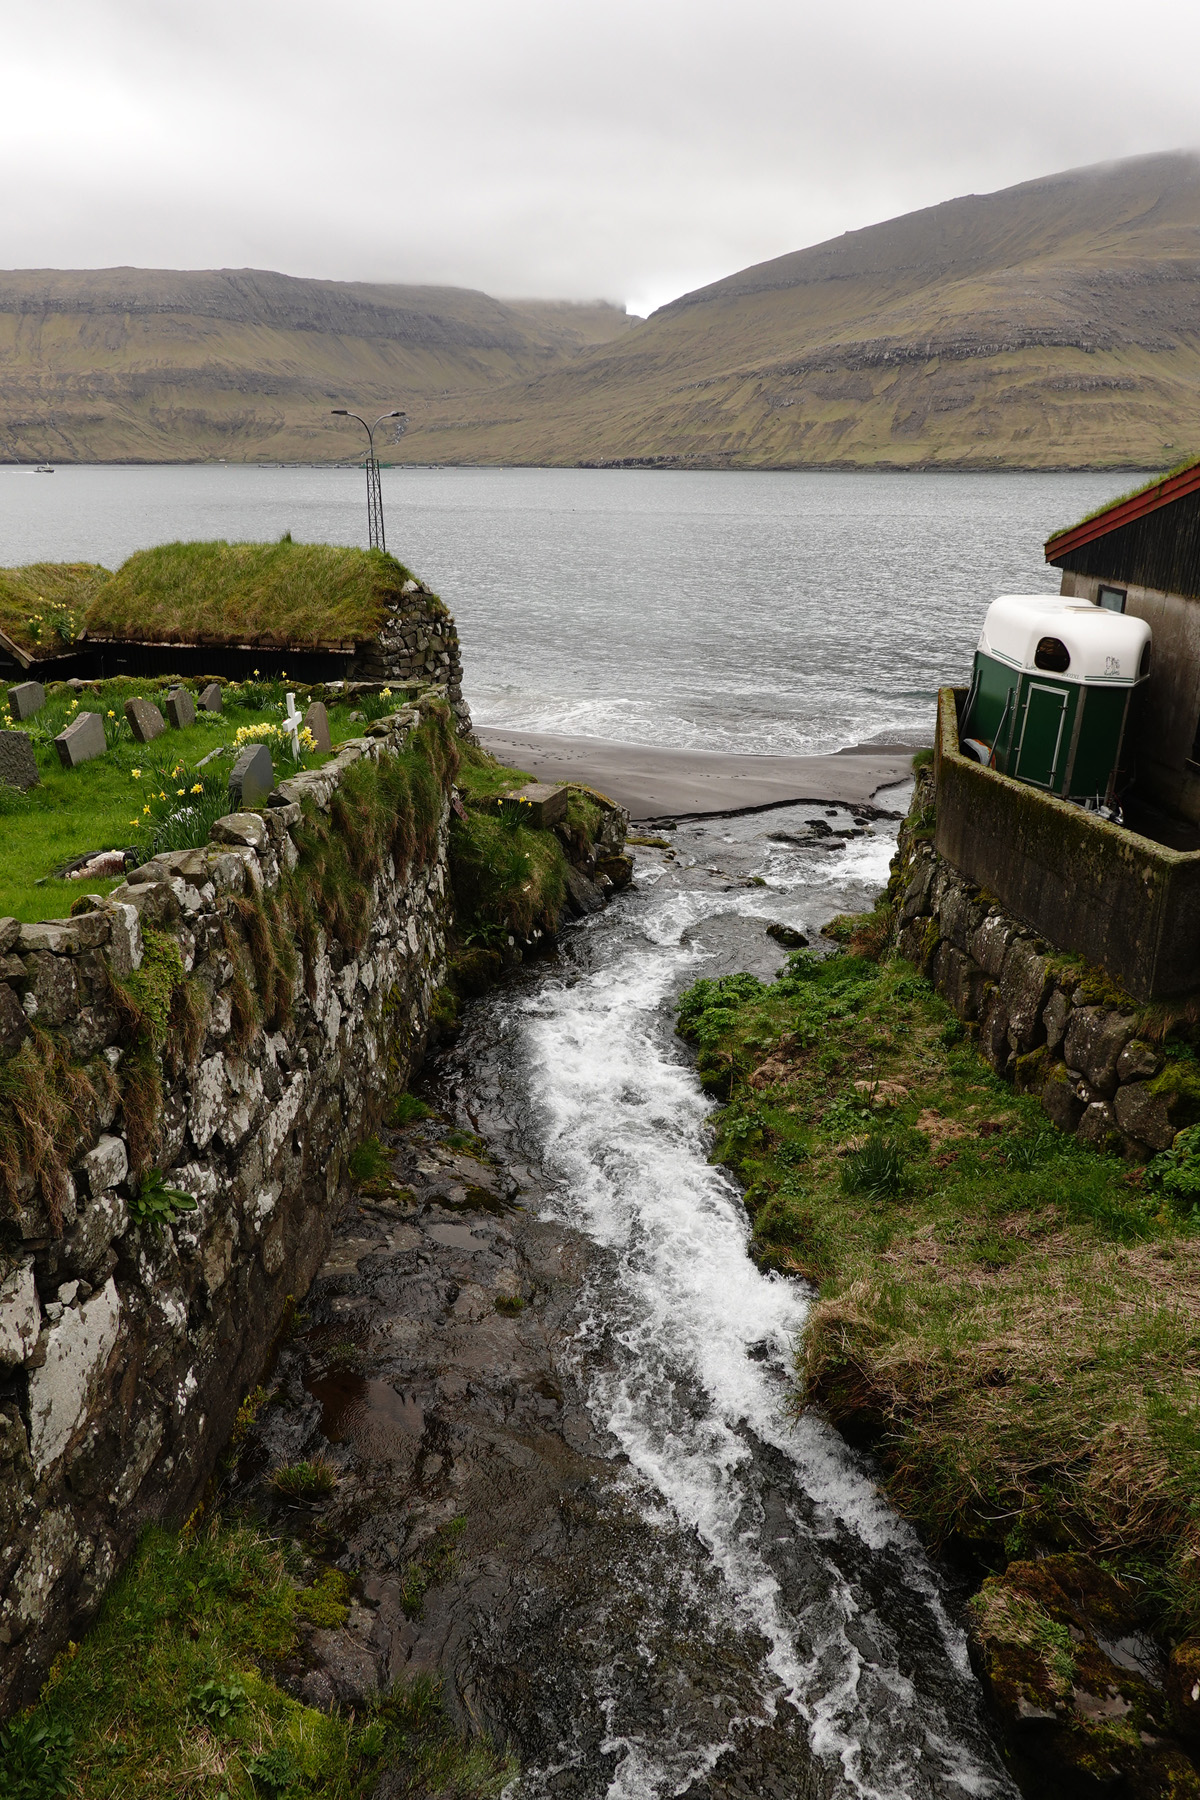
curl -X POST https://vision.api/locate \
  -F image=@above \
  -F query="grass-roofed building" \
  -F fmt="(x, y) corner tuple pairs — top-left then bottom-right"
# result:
(0, 562), (111, 679)
(0, 540), (469, 731)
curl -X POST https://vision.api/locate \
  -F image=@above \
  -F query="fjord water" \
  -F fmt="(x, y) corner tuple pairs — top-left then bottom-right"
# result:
(0, 462), (1122, 751)
(435, 808), (1017, 1797)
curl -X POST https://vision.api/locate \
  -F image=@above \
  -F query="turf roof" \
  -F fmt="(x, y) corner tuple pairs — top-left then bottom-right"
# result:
(0, 562), (110, 657)
(84, 540), (422, 649)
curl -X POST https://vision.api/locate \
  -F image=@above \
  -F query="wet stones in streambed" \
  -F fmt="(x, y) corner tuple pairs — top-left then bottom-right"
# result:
(968, 1556), (1200, 1796)
(228, 1116), (828, 1795)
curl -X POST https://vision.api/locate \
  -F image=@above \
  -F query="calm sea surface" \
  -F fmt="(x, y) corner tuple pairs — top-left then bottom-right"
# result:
(0, 464), (1127, 754)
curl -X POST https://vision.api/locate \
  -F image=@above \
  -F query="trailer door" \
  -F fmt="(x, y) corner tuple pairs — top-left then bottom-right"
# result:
(1014, 681), (1069, 788)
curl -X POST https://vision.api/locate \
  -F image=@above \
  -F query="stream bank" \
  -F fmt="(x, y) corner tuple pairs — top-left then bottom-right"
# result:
(227, 791), (1020, 1799)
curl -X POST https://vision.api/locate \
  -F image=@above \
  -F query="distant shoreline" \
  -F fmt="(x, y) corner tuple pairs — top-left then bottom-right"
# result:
(0, 458), (1161, 475)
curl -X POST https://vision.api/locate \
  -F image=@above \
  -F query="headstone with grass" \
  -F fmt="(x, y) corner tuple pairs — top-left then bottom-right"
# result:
(165, 687), (196, 730)
(303, 699), (331, 752)
(198, 683), (222, 713)
(125, 696), (166, 743)
(228, 743), (274, 808)
(7, 681), (44, 722)
(0, 730), (39, 790)
(55, 711), (107, 769)
(503, 783), (568, 829)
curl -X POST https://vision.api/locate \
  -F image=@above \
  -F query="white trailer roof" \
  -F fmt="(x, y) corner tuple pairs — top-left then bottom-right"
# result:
(978, 593), (1150, 685)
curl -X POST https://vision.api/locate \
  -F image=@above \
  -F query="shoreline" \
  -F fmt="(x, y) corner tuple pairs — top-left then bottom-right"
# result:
(476, 725), (926, 820)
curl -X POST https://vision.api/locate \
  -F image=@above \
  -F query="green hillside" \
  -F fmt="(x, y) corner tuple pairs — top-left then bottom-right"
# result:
(6, 154), (1200, 469)
(393, 152), (1200, 471)
(0, 269), (634, 465)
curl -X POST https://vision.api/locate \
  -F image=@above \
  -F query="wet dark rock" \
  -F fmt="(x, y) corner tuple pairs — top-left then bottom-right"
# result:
(230, 1115), (825, 1798)
(766, 922), (809, 948)
(968, 1556), (1199, 1798)
(564, 865), (605, 916)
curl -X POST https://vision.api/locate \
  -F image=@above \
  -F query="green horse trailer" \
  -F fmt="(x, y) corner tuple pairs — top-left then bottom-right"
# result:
(960, 594), (1151, 804)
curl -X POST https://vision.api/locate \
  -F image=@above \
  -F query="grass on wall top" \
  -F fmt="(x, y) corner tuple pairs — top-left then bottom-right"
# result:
(0, 562), (111, 655)
(84, 541), (425, 649)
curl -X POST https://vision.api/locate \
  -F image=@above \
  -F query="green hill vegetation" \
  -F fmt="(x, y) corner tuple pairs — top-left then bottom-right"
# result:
(0, 269), (633, 465)
(6, 155), (1200, 469)
(393, 151), (1200, 471)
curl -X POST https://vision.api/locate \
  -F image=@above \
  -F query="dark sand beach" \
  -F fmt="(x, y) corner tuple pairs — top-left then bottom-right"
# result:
(476, 727), (926, 819)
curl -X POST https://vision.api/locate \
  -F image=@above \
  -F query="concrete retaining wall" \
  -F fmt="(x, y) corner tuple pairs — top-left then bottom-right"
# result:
(895, 765), (1193, 1160)
(0, 697), (455, 1709)
(933, 687), (1200, 1001)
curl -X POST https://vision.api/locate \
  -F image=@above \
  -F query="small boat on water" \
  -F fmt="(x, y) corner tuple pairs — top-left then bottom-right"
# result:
(35, 464), (54, 474)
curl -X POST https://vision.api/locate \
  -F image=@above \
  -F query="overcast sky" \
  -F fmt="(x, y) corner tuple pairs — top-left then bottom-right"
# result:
(6, 0), (1200, 315)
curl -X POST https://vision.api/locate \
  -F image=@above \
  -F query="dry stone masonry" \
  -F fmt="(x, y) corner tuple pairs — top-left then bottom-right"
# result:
(0, 697), (456, 1710)
(892, 767), (1189, 1159)
(349, 576), (472, 735)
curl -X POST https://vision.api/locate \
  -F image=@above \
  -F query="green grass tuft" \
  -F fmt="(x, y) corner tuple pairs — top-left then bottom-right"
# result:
(270, 1459), (339, 1502)
(6, 1517), (513, 1798)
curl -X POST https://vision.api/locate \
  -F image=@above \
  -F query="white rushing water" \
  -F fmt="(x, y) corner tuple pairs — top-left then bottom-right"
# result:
(497, 820), (1016, 1799)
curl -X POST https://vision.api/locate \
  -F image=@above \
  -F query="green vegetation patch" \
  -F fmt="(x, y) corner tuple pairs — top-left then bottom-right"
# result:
(85, 541), (430, 649)
(677, 946), (1200, 1634)
(0, 677), (358, 922)
(0, 562), (109, 656)
(4, 1517), (513, 1799)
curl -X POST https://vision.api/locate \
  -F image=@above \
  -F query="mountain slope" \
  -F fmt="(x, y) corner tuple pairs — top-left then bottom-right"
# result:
(394, 152), (1200, 471)
(0, 268), (634, 463)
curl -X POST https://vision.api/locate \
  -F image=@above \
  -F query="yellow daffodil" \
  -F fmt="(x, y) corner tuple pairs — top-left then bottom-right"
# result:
(131, 768), (141, 779)
(107, 710), (115, 718)
(176, 788), (185, 796)
(143, 803), (151, 814)
(191, 782), (203, 794)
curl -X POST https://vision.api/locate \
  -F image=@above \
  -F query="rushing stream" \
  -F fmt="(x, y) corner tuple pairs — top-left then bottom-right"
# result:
(422, 795), (1018, 1800)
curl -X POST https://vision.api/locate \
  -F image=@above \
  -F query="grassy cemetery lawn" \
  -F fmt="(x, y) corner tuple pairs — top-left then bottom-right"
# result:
(0, 676), (373, 922)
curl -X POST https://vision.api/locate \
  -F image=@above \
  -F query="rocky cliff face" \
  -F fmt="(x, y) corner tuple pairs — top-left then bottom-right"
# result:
(0, 698), (457, 1710)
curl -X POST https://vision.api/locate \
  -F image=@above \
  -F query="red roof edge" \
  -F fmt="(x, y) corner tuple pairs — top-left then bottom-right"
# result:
(1045, 458), (1200, 563)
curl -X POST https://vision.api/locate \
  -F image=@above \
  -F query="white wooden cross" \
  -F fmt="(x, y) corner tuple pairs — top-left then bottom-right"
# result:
(283, 690), (302, 759)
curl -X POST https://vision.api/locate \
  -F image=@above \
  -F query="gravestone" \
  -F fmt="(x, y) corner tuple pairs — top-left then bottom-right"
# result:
(7, 681), (45, 722)
(303, 700), (331, 753)
(228, 744), (274, 808)
(198, 683), (223, 713)
(165, 688), (196, 730)
(55, 712), (106, 769)
(125, 697), (166, 743)
(504, 782), (568, 829)
(0, 730), (39, 790)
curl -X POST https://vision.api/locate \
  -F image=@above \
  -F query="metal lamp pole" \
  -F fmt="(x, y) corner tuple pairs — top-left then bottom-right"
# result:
(330, 409), (405, 552)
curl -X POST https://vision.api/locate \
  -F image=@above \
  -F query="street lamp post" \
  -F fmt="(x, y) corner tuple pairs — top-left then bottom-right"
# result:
(330, 408), (405, 552)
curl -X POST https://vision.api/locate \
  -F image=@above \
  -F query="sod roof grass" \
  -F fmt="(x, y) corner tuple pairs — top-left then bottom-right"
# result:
(84, 540), (421, 649)
(0, 561), (111, 656)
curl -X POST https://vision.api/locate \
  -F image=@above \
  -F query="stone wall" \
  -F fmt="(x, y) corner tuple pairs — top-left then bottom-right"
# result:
(0, 697), (456, 1710)
(933, 686), (1200, 1001)
(348, 578), (472, 735)
(894, 765), (1191, 1161)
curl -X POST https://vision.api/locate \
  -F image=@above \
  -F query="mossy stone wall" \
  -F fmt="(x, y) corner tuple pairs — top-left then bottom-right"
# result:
(0, 697), (456, 1713)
